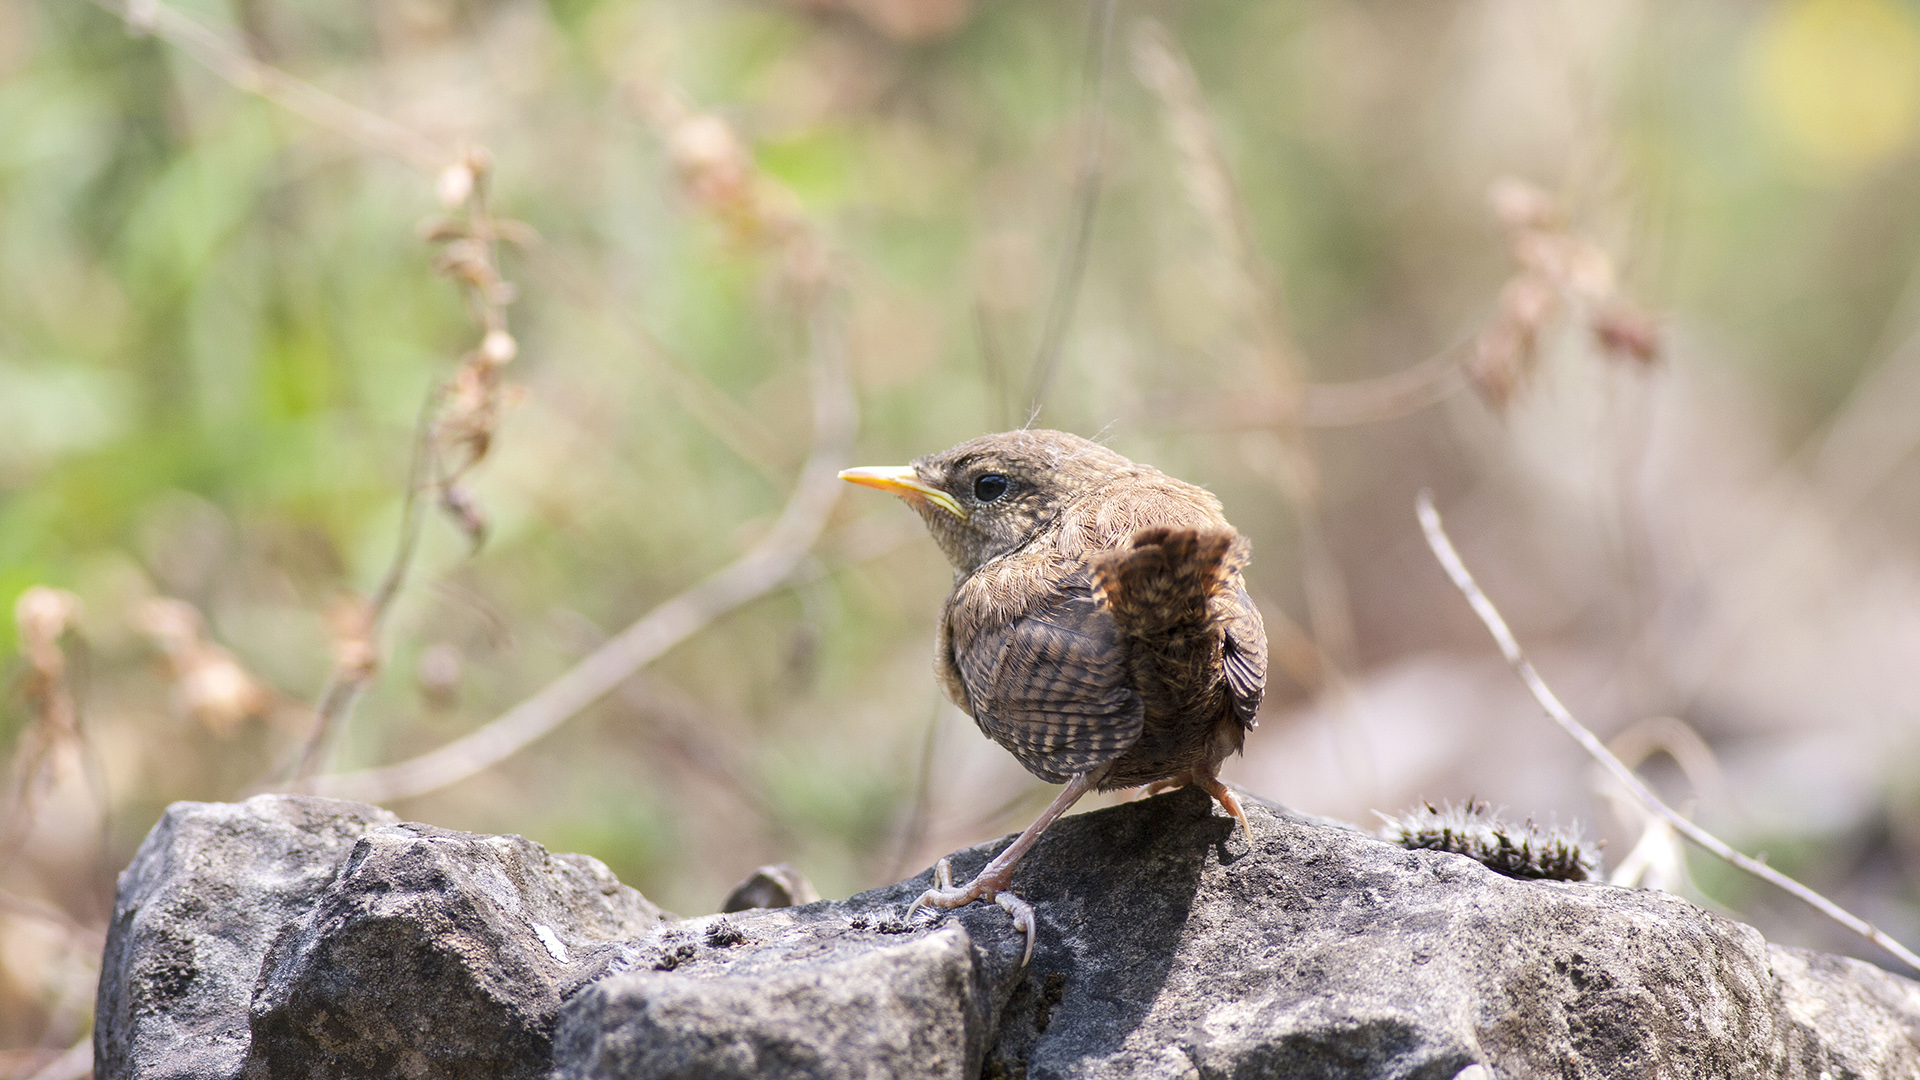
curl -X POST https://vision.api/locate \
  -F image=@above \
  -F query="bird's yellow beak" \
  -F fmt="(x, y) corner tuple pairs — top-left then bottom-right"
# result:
(839, 465), (968, 519)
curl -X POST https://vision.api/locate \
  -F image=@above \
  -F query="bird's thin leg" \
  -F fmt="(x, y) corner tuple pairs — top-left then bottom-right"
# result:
(1191, 769), (1253, 846)
(1133, 773), (1191, 801)
(907, 768), (1102, 965)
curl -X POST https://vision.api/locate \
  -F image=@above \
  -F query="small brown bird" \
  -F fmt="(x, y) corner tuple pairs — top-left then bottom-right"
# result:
(841, 429), (1266, 961)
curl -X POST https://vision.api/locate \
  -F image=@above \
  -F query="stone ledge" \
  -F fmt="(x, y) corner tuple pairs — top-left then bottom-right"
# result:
(95, 789), (1920, 1079)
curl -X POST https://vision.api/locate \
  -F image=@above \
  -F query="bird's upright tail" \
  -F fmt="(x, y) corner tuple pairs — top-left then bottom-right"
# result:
(1089, 526), (1247, 639)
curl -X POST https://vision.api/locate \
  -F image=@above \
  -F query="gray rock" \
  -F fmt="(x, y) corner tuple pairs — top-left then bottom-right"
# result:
(94, 794), (667, 1080)
(95, 794), (399, 1080)
(720, 863), (821, 912)
(553, 916), (1014, 1080)
(557, 788), (1920, 1079)
(246, 820), (670, 1079)
(97, 788), (1920, 1080)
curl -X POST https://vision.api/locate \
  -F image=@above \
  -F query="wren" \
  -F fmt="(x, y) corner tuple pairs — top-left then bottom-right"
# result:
(842, 429), (1266, 963)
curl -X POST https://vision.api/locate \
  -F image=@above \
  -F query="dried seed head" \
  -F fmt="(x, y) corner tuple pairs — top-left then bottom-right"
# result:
(493, 218), (539, 247)
(133, 596), (273, 733)
(417, 216), (469, 243)
(1470, 275), (1560, 407)
(439, 484), (489, 551)
(416, 643), (464, 707)
(15, 587), (82, 676)
(479, 329), (518, 366)
(1488, 176), (1558, 230)
(437, 161), (476, 209)
(669, 114), (753, 211)
(1593, 304), (1661, 366)
(177, 654), (272, 735)
(131, 596), (204, 658)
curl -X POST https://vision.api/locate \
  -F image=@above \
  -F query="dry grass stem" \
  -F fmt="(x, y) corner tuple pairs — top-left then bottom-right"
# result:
(1813, 326), (1920, 511)
(1605, 715), (1737, 816)
(100, 0), (534, 783)
(311, 303), (855, 803)
(292, 147), (528, 782)
(1131, 19), (1305, 404)
(885, 694), (948, 883)
(524, 247), (790, 483)
(313, 92), (851, 801)
(1025, 0), (1118, 414)
(613, 676), (781, 825)
(284, 387), (437, 781)
(102, 0), (448, 173)
(1133, 19), (1361, 680)
(1292, 340), (1475, 427)
(420, 148), (528, 551)
(1415, 489), (1920, 975)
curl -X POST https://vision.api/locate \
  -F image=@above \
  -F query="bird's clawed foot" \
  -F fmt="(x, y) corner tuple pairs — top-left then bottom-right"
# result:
(1131, 772), (1253, 846)
(1193, 773), (1253, 846)
(907, 857), (1037, 965)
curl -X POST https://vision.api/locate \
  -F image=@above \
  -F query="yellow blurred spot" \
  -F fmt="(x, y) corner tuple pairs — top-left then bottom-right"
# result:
(1746, 0), (1920, 177)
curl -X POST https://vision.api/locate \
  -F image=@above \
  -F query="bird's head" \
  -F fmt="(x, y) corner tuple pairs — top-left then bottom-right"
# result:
(841, 430), (1138, 574)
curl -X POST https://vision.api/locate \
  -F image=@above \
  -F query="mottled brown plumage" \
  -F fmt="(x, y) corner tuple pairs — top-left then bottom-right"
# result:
(840, 429), (1267, 962)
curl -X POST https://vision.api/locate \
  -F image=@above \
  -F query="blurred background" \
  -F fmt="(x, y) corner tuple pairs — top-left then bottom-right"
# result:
(7, 0), (1920, 1068)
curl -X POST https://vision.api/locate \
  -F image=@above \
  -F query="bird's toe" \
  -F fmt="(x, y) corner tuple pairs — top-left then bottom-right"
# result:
(993, 890), (1038, 965)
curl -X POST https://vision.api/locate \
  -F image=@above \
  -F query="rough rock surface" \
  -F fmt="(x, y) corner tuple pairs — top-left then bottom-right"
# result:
(98, 794), (667, 1080)
(98, 789), (1920, 1080)
(96, 795), (399, 1080)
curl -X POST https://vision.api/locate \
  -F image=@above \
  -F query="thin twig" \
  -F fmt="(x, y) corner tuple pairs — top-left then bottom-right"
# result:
(1132, 19), (1307, 387)
(1025, 0), (1120, 415)
(310, 301), (856, 803)
(102, 0), (447, 173)
(522, 246), (789, 483)
(1132, 19), (1361, 683)
(1799, 224), (1920, 511)
(1415, 489), (1920, 975)
(1141, 338), (1473, 433)
(105, 0), (530, 785)
(613, 675), (781, 825)
(975, 301), (1012, 432)
(1296, 339), (1473, 426)
(285, 383), (439, 781)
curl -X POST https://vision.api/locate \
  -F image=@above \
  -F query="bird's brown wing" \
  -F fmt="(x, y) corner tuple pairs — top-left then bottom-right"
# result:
(953, 574), (1144, 784)
(1218, 582), (1267, 729)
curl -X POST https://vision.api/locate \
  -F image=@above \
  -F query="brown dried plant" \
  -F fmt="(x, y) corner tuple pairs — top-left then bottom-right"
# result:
(310, 79), (856, 804)
(131, 597), (276, 735)
(288, 151), (534, 782)
(1471, 177), (1661, 408)
(95, 0), (539, 785)
(3, 588), (87, 852)
(420, 147), (537, 550)
(109, 0), (855, 809)
(627, 80), (827, 301)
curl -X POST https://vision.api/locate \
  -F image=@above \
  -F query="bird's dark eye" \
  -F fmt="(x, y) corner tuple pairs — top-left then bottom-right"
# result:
(972, 473), (1010, 503)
